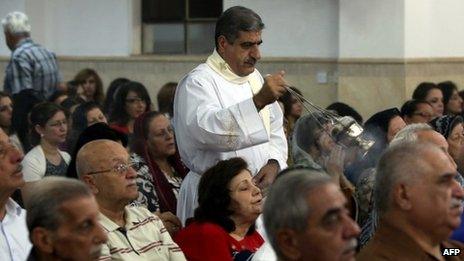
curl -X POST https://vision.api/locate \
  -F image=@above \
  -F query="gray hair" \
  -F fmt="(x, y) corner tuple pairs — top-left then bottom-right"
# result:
(374, 142), (440, 216)
(215, 6), (264, 49)
(26, 176), (93, 233)
(389, 123), (432, 147)
(263, 169), (331, 258)
(2, 11), (31, 35)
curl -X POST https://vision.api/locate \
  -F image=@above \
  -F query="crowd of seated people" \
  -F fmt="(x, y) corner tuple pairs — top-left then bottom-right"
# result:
(1, 66), (464, 260)
(4, 9), (464, 261)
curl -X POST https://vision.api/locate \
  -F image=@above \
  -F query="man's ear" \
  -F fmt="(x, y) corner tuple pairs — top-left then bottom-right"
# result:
(81, 175), (99, 194)
(275, 229), (302, 260)
(393, 183), (412, 210)
(31, 227), (54, 254)
(217, 35), (229, 55)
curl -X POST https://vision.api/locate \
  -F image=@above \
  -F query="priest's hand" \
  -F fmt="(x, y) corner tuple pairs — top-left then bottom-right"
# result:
(253, 71), (288, 110)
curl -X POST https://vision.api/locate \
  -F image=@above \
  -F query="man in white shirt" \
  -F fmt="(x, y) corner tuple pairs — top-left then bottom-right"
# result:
(0, 128), (31, 260)
(174, 5), (288, 224)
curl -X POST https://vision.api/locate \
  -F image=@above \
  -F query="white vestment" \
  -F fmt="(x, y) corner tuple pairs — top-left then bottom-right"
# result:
(173, 62), (288, 224)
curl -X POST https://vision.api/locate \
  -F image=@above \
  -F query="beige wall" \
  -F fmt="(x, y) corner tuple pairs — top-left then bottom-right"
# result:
(0, 56), (337, 111)
(2, 56), (463, 120)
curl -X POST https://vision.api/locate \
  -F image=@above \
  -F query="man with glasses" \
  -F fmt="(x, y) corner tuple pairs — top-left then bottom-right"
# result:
(77, 139), (186, 260)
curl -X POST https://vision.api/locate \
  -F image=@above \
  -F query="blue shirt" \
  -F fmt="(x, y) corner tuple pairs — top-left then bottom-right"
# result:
(4, 38), (61, 99)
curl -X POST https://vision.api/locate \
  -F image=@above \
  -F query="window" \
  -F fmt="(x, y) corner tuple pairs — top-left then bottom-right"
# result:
(142, 0), (222, 54)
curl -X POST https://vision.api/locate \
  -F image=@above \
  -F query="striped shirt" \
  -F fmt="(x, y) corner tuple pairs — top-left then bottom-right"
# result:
(4, 38), (61, 99)
(98, 206), (186, 261)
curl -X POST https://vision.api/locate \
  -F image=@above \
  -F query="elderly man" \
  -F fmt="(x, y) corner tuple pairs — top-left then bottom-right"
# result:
(0, 127), (31, 261)
(174, 5), (288, 224)
(25, 176), (107, 260)
(358, 142), (464, 260)
(2, 11), (61, 99)
(357, 123), (462, 245)
(77, 139), (186, 260)
(263, 169), (360, 261)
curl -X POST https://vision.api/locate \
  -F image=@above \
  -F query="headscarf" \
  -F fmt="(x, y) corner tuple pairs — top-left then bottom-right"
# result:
(430, 115), (463, 139)
(131, 112), (188, 214)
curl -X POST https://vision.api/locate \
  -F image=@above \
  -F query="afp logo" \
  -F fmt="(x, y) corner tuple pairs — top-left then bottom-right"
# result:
(443, 248), (461, 256)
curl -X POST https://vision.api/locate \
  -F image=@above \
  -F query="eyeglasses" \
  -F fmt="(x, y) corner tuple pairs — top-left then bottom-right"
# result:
(86, 161), (136, 176)
(125, 97), (145, 104)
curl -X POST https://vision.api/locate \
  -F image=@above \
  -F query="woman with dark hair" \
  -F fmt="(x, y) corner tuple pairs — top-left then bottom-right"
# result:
(412, 82), (444, 118)
(48, 90), (68, 105)
(11, 89), (44, 153)
(157, 82), (177, 119)
(438, 81), (463, 116)
(354, 108), (405, 226)
(364, 108), (405, 162)
(175, 157), (264, 260)
(73, 68), (105, 105)
(60, 96), (85, 115)
(400, 99), (434, 124)
(278, 86), (303, 136)
(326, 102), (363, 125)
(66, 122), (128, 179)
(66, 102), (107, 153)
(130, 111), (187, 214)
(103, 77), (130, 115)
(0, 92), (13, 135)
(22, 102), (70, 182)
(109, 81), (151, 135)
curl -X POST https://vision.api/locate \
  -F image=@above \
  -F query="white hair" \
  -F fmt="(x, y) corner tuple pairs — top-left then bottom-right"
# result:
(389, 123), (432, 147)
(2, 11), (31, 34)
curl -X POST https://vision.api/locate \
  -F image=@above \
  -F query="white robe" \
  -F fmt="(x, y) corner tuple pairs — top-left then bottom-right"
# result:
(173, 63), (288, 224)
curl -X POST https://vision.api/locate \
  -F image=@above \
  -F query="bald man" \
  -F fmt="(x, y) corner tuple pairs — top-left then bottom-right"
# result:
(77, 139), (186, 261)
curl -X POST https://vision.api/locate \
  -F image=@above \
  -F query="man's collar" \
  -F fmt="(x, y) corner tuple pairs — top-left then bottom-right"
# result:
(13, 37), (32, 50)
(99, 205), (133, 232)
(5, 198), (23, 217)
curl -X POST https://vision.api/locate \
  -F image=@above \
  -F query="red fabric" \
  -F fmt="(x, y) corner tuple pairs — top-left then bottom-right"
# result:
(110, 123), (130, 135)
(131, 112), (188, 214)
(175, 222), (264, 261)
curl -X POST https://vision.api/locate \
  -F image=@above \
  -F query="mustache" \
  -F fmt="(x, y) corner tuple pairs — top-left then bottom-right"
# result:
(451, 198), (463, 209)
(343, 238), (358, 254)
(245, 58), (257, 65)
(15, 165), (22, 173)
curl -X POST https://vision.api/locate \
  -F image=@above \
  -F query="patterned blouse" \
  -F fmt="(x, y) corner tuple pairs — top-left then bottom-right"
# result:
(45, 157), (68, 177)
(130, 153), (183, 213)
